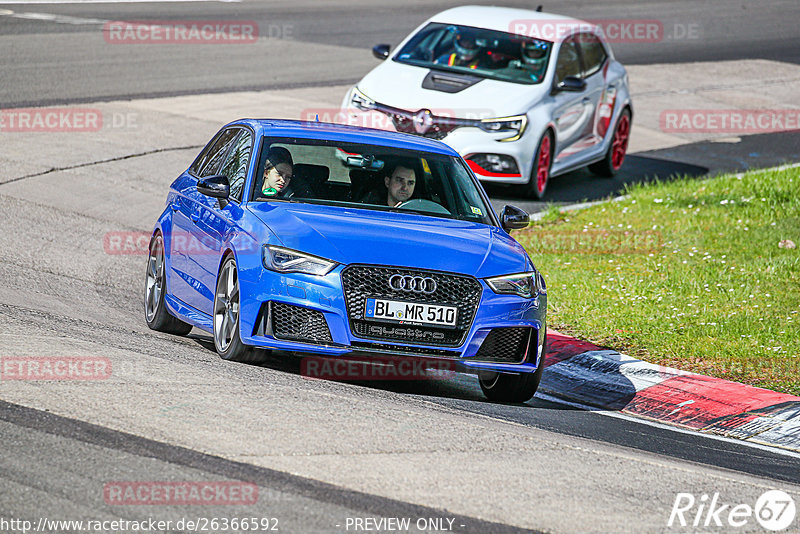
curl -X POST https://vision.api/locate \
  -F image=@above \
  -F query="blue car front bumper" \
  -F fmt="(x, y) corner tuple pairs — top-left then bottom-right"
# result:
(235, 261), (547, 375)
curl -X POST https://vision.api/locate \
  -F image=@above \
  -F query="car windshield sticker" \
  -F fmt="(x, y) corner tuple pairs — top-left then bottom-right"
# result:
(263, 187), (278, 196)
(470, 206), (483, 216)
(421, 158), (431, 174)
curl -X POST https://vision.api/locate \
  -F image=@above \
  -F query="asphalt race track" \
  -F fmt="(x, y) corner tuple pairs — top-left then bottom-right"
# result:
(3, 0), (800, 106)
(1, 1), (799, 533)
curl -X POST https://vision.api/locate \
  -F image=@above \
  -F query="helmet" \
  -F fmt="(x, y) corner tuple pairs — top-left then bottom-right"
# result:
(522, 40), (548, 68)
(453, 29), (480, 62)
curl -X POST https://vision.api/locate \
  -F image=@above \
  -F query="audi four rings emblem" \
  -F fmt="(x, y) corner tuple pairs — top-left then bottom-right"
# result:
(388, 274), (437, 294)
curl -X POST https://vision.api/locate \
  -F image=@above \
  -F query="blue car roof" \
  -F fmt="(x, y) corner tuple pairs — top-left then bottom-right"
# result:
(230, 119), (460, 156)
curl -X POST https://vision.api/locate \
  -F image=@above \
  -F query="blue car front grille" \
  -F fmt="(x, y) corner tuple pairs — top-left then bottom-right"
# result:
(341, 265), (482, 347)
(271, 302), (333, 343)
(473, 327), (534, 364)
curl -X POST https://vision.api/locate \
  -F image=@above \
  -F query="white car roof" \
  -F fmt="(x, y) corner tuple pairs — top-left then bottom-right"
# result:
(428, 5), (596, 42)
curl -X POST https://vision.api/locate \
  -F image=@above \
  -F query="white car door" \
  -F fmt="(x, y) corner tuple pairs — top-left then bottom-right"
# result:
(577, 32), (612, 146)
(551, 35), (594, 163)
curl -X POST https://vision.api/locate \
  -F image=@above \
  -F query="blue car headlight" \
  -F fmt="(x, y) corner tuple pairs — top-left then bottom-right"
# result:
(262, 245), (337, 276)
(485, 271), (541, 298)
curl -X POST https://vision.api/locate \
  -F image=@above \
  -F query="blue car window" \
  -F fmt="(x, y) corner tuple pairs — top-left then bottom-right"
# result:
(219, 130), (253, 202)
(191, 128), (240, 178)
(250, 137), (496, 226)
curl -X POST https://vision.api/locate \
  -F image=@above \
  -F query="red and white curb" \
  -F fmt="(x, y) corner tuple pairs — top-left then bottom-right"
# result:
(539, 330), (800, 452)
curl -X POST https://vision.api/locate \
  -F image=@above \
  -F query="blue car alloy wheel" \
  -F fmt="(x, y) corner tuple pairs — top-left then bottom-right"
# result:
(144, 119), (548, 402)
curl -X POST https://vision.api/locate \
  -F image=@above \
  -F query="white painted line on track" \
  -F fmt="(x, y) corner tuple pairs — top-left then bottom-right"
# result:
(732, 161), (800, 178)
(4, 11), (106, 24)
(536, 392), (800, 460)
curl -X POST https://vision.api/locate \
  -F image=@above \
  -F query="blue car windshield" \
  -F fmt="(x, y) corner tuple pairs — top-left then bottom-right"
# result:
(251, 137), (496, 226)
(394, 22), (552, 85)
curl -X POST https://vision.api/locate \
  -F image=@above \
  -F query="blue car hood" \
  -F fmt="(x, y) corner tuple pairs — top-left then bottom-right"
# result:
(247, 202), (530, 278)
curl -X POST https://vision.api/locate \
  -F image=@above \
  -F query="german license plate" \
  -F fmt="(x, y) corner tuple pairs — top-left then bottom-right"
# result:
(364, 298), (457, 327)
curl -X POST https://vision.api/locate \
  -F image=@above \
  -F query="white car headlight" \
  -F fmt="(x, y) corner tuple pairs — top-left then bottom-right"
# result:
(479, 115), (528, 142)
(486, 271), (539, 298)
(350, 86), (376, 111)
(262, 245), (337, 276)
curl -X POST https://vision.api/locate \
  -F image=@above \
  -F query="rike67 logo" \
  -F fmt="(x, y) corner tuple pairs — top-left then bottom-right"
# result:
(669, 490), (796, 531)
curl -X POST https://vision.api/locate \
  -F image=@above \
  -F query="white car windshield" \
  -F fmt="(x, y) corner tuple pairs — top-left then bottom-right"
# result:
(251, 137), (496, 226)
(394, 23), (552, 85)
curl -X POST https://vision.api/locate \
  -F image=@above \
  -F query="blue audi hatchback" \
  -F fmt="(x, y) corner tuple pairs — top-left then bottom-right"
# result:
(145, 119), (547, 402)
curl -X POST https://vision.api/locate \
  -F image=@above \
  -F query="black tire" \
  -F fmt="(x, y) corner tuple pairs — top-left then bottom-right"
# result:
(478, 333), (546, 403)
(589, 108), (631, 178)
(519, 130), (553, 199)
(144, 234), (193, 335)
(213, 257), (262, 363)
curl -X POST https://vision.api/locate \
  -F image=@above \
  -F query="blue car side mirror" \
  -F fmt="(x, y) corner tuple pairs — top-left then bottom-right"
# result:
(197, 174), (230, 199)
(501, 205), (530, 232)
(197, 174), (230, 208)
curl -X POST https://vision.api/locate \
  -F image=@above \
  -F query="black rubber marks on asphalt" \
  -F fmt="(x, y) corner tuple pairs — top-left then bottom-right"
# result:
(0, 400), (540, 534)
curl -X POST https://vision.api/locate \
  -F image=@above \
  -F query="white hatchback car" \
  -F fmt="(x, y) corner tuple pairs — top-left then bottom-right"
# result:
(342, 6), (632, 198)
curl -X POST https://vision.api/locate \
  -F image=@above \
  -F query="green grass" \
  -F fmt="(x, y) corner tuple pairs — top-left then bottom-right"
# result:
(515, 166), (800, 395)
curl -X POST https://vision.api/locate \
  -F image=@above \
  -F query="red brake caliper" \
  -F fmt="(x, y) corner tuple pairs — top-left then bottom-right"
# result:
(612, 115), (630, 170)
(537, 136), (551, 192)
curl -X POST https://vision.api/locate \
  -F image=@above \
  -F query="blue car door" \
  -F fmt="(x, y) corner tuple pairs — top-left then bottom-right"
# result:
(171, 127), (240, 313)
(168, 174), (199, 306)
(182, 128), (253, 315)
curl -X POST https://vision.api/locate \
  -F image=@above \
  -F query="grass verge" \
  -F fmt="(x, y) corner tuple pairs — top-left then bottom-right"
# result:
(515, 165), (800, 395)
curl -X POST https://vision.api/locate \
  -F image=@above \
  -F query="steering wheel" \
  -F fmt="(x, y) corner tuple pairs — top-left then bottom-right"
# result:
(396, 198), (451, 215)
